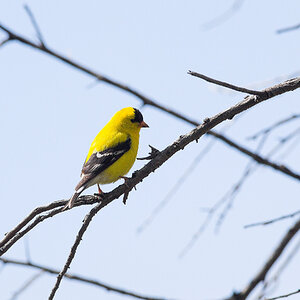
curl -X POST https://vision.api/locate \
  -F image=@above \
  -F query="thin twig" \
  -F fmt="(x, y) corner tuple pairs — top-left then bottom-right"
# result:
(277, 135), (300, 161)
(215, 122), (300, 231)
(247, 114), (300, 140)
(214, 161), (255, 231)
(137, 145), (160, 160)
(0, 199), (67, 248)
(214, 133), (270, 233)
(277, 23), (300, 34)
(211, 71), (300, 96)
(48, 202), (105, 299)
(258, 238), (300, 299)
(245, 210), (300, 228)
(0, 21), (296, 183)
(226, 217), (300, 300)
(23, 4), (46, 47)
(0, 196), (98, 256)
(178, 160), (255, 258)
(266, 289), (300, 300)
(188, 70), (264, 96)
(0, 36), (13, 47)
(209, 131), (300, 181)
(1, 257), (165, 300)
(280, 126), (300, 144)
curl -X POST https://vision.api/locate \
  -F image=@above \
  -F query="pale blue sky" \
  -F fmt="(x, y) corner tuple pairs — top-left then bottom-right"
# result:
(0, 1), (300, 300)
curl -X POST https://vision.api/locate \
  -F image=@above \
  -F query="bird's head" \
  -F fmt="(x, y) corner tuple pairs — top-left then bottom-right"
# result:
(112, 107), (149, 134)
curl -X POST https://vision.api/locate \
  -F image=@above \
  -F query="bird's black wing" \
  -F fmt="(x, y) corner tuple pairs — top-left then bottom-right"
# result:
(75, 137), (131, 191)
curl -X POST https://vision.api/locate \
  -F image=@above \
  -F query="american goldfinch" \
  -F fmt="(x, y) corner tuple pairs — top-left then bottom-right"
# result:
(66, 107), (149, 209)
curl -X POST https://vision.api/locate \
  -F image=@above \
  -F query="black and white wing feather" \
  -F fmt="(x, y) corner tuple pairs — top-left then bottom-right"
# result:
(66, 137), (131, 209)
(78, 137), (131, 189)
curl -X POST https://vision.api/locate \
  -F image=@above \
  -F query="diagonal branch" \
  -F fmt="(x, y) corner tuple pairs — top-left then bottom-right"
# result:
(0, 21), (298, 183)
(277, 23), (300, 34)
(0, 36), (14, 47)
(244, 210), (300, 228)
(0, 196), (98, 252)
(48, 202), (104, 299)
(188, 70), (264, 95)
(207, 131), (300, 181)
(0, 257), (166, 300)
(1, 77), (300, 259)
(266, 289), (300, 300)
(226, 217), (300, 300)
(258, 238), (300, 299)
(24, 4), (46, 47)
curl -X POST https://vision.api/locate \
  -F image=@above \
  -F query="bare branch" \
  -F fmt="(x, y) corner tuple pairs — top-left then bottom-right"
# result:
(280, 126), (300, 144)
(188, 70), (264, 96)
(226, 217), (300, 300)
(137, 145), (160, 160)
(209, 131), (300, 181)
(0, 36), (13, 47)
(23, 4), (46, 47)
(0, 196), (98, 256)
(214, 133), (269, 233)
(258, 238), (300, 299)
(245, 210), (300, 228)
(179, 159), (255, 258)
(0, 21), (297, 183)
(277, 23), (300, 34)
(1, 257), (166, 300)
(277, 135), (300, 161)
(48, 202), (105, 299)
(0, 199), (67, 249)
(1, 76), (300, 260)
(266, 289), (300, 300)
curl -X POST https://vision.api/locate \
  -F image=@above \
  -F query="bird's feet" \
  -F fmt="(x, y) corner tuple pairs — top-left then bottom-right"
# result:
(119, 175), (130, 188)
(94, 184), (106, 201)
(94, 185), (106, 202)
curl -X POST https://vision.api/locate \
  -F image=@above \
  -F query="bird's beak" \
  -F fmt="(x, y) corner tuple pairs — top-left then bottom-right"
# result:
(140, 121), (149, 128)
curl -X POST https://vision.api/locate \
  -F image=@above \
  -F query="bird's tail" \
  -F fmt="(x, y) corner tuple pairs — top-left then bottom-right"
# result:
(64, 186), (85, 210)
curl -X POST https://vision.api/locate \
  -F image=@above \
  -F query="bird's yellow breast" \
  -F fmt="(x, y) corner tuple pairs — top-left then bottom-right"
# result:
(96, 135), (139, 184)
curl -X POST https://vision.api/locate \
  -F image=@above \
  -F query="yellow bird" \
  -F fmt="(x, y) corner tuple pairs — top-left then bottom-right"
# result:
(66, 107), (149, 209)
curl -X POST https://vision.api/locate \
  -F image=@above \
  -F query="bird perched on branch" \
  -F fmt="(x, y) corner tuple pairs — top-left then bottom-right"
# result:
(65, 107), (149, 209)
